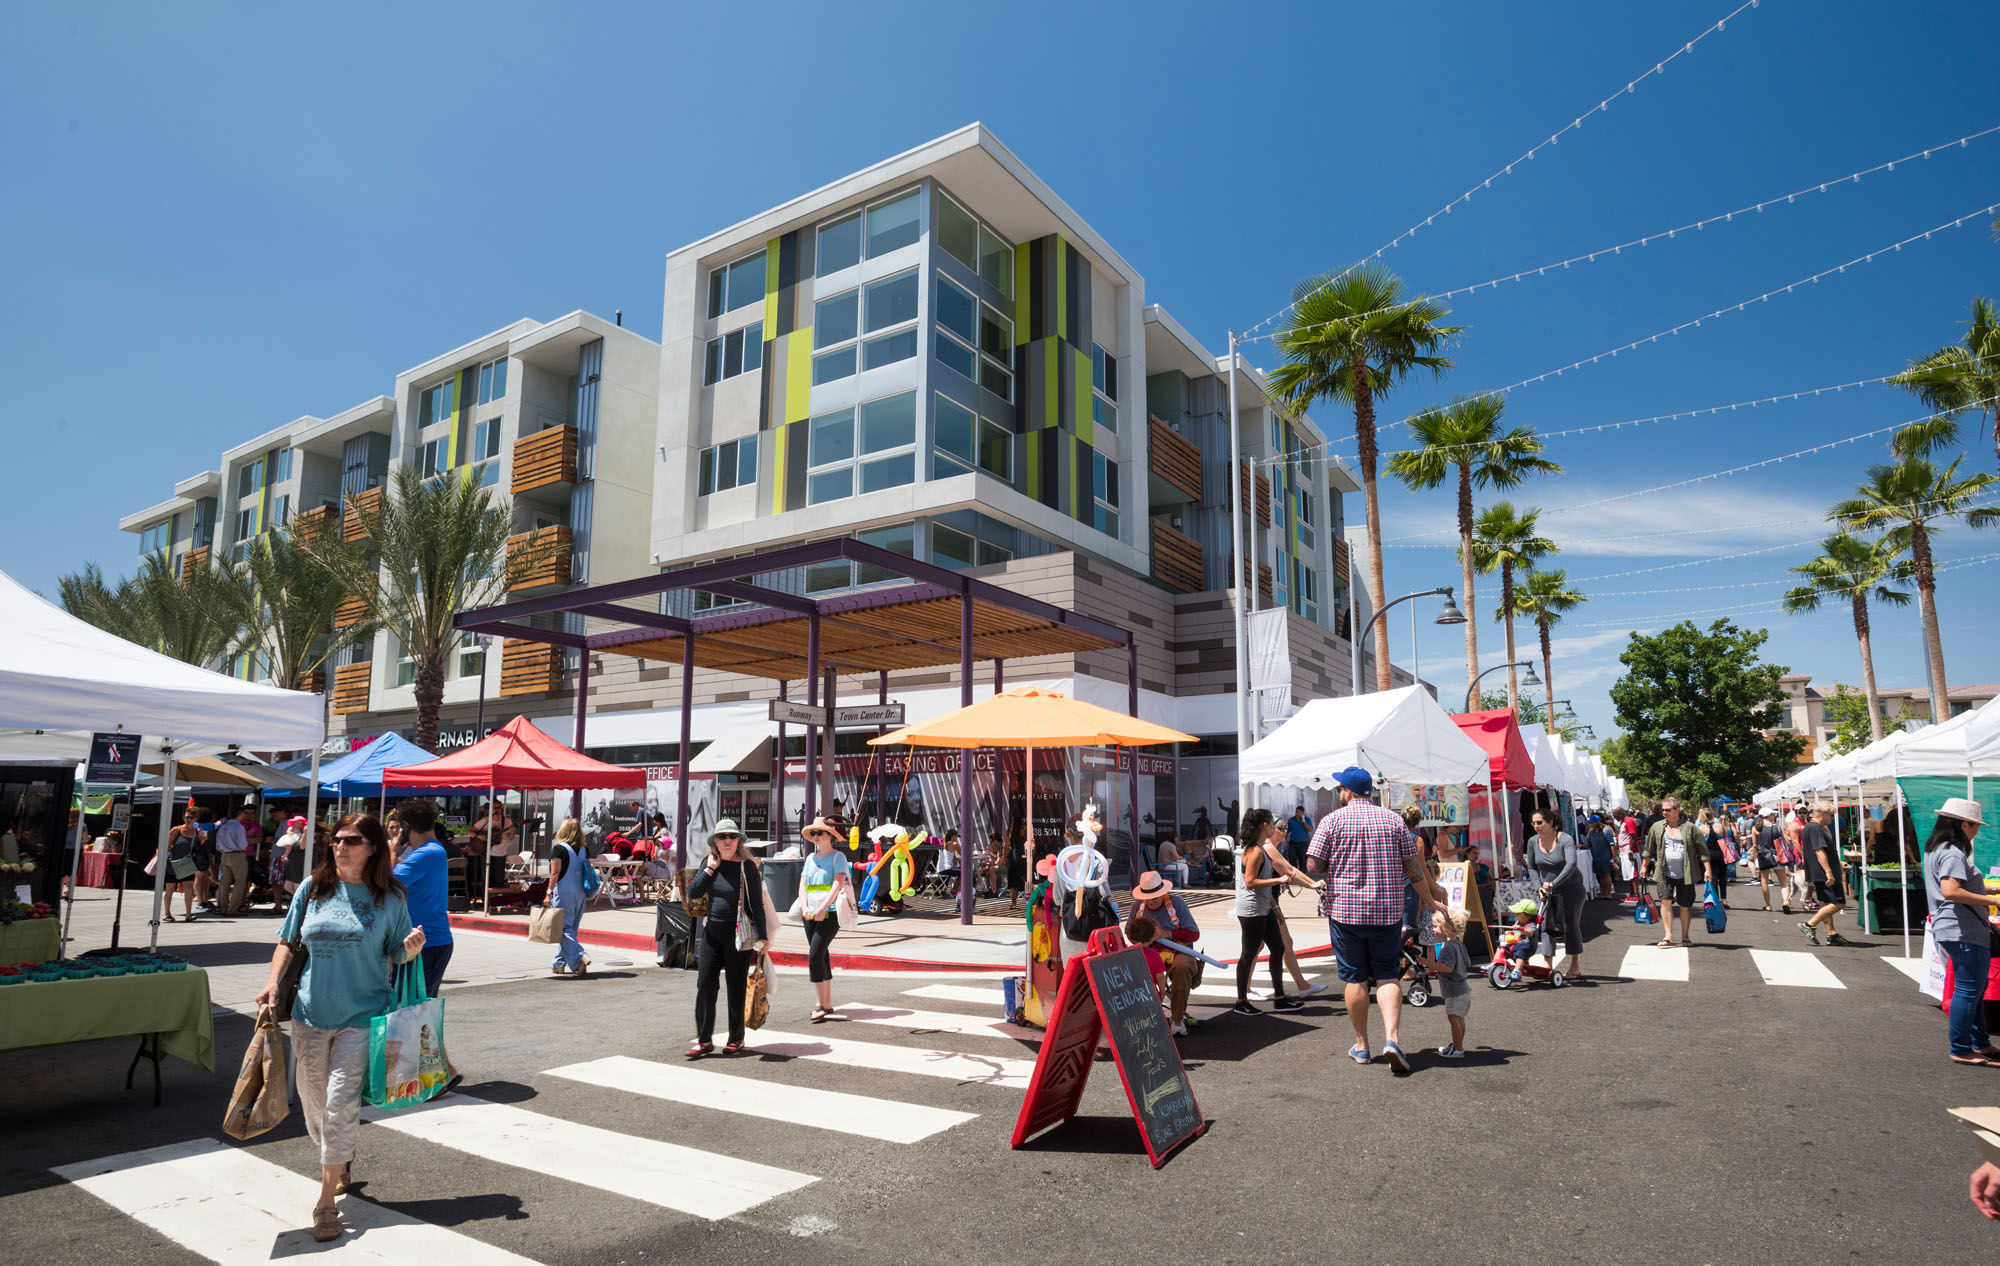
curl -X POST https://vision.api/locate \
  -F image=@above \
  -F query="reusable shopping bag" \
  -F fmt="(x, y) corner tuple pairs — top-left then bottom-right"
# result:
(577, 846), (600, 897)
(1920, 917), (1948, 1002)
(1703, 882), (1727, 934)
(364, 963), (451, 1110)
(1635, 885), (1659, 925)
(221, 1006), (290, 1139)
(528, 903), (563, 944)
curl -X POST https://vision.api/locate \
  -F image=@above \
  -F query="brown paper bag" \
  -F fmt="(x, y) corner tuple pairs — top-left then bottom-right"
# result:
(222, 1007), (290, 1140)
(744, 955), (770, 1030)
(528, 904), (563, 944)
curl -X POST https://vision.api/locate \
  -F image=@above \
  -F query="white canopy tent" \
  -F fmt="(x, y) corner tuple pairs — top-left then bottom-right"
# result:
(0, 568), (325, 949)
(1516, 723), (1573, 795)
(1240, 686), (1490, 791)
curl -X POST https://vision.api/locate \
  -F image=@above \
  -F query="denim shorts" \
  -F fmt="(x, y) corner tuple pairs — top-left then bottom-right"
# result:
(1329, 920), (1403, 986)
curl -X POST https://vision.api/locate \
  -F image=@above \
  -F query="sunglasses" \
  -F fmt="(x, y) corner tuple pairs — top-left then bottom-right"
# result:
(715, 834), (742, 841)
(332, 835), (370, 848)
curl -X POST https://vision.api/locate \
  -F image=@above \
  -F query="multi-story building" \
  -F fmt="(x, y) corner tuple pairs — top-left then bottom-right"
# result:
(118, 471), (222, 582)
(1776, 671), (1997, 759)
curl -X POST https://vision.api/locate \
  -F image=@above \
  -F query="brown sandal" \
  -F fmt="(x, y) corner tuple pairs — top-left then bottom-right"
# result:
(312, 1205), (342, 1242)
(333, 1162), (351, 1195)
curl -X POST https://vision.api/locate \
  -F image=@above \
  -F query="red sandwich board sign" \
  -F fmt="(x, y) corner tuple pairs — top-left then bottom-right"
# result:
(1009, 927), (1205, 1168)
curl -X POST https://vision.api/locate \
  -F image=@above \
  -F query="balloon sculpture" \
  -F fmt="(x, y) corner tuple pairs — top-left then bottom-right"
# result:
(862, 825), (923, 913)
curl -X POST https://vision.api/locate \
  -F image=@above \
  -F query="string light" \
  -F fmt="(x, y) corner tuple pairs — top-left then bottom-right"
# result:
(1242, 0), (1762, 340)
(1566, 552), (2000, 628)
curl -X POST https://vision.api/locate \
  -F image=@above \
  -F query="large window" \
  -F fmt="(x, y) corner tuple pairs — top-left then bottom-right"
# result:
(864, 189), (920, 258)
(470, 417), (503, 464)
(812, 270), (917, 385)
(233, 506), (254, 543)
(1090, 449), (1119, 536)
(1296, 489), (1316, 550)
(697, 434), (759, 496)
(476, 355), (509, 404)
(932, 394), (1011, 482)
(935, 274), (1013, 400)
(703, 320), (765, 385)
(236, 458), (261, 499)
(804, 524), (917, 594)
(418, 378), (455, 428)
(1295, 561), (1319, 621)
(817, 212), (861, 277)
(1091, 343), (1118, 433)
(706, 251), (766, 319)
(420, 438), (447, 479)
(932, 522), (1012, 570)
(935, 190), (1014, 296)
(807, 391), (917, 505)
(137, 519), (171, 556)
(272, 447), (294, 483)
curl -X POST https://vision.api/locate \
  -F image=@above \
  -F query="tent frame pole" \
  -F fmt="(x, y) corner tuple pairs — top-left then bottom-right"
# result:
(148, 746), (178, 952)
(958, 590), (975, 925)
(62, 776), (91, 953)
(677, 631), (694, 874)
(1894, 781), (1910, 960)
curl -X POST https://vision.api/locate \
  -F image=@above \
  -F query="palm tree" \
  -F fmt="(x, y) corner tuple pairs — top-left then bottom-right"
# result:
(1780, 532), (1912, 745)
(1268, 263), (1462, 691)
(57, 552), (251, 667)
(304, 465), (556, 750)
(1470, 501), (1556, 709)
(1889, 297), (2000, 470)
(1830, 457), (1998, 723)
(1514, 568), (1585, 729)
(218, 512), (377, 694)
(1388, 395), (1560, 695)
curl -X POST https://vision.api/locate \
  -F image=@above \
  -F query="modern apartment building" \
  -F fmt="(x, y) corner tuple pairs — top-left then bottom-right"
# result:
(1776, 671), (1998, 760)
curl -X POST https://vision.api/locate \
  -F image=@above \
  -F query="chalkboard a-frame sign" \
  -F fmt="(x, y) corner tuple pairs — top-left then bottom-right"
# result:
(1009, 927), (1205, 1167)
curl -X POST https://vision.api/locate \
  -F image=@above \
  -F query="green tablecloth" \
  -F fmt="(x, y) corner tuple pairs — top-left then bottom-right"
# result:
(0, 967), (215, 1073)
(0, 918), (59, 965)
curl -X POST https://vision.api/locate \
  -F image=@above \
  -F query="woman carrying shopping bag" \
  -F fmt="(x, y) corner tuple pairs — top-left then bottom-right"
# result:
(253, 813), (423, 1244)
(547, 818), (592, 977)
(798, 816), (853, 1023)
(685, 818), (767, 1057)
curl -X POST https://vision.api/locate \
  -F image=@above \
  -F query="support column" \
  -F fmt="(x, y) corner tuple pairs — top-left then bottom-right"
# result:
(676, 633), (693, 872)
(994, 659), (1004, 695)
(774, 679), (788, 851)
(822, 663), (838, 824)
(804, 613), (821, 824)
(1128, 638), (1142, 881)
(869, 670), (888, 829)
(959, 589), (975, 925)
(570, 649), (591, 820)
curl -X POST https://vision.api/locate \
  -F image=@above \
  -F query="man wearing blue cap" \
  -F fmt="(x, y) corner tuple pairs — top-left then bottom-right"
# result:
(1307, 765), (1450, 1075)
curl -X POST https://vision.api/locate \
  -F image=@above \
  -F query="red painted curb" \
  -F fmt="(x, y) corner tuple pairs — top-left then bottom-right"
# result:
(446, 911), (1010, 973)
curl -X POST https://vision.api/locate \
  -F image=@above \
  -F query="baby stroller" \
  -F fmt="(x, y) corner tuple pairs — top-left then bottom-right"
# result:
(1487, 898), (1568, 990)
(1399, 928), (1436, 1008)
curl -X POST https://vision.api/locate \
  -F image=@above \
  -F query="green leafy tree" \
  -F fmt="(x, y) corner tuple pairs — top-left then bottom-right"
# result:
(1470, 501), (1556, 711)
(1267, 264), (1462, 691)
(218, 513), (377, 693)
(1388, 395), (1560, 694)
(1830, 457), (1997, 723)
(1513, 567), (1586, 730)
(1888, 297), (2000, 469)
(1820, 684), (1894, 755)
(1780, 532), (1911, 744)
(1476, 688), (1587, 743)
(56, 552), (251, 667)
(1606, 620), (1806, 805)
(303, 466), (555, 750)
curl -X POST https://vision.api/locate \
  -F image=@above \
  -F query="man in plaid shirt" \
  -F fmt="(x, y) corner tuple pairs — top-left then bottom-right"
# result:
(1308, 766), (1449, 1075)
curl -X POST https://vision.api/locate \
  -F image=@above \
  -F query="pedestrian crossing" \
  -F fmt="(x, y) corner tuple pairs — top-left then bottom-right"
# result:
(1612, 943), (1907, 988)
(901, 980), (1234, 1020)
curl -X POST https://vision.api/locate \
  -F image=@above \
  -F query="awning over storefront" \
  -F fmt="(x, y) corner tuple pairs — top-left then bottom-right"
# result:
(687, 733), (774, 775)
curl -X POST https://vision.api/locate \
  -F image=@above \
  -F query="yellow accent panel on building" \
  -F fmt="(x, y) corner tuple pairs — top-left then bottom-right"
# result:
(786, 328), (812, 422)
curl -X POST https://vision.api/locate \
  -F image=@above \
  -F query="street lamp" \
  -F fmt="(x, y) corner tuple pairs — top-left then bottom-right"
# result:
(1350, 586), (1465, 697)
(1464, 660), (1541, 714)
(472, 634), (494, 745)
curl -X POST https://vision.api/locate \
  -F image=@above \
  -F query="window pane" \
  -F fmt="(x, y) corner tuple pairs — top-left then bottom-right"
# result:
(743, 323), (763, 372)
(1092, 395), (1117, 433)
(726, 255), (765, 312)
(808, 468), (853, 505)
(932, 524), (975, 569)
(716, 440), (738, 492)
(491, 357), (507, 400)
(936, 194), (978, 269)
(708, 267), (726, 318)
(979, 420), (1012, 479)
(814, 291), (857, 348)
(865, 190), (920, 257)
(979, 359), (1012, 401)
(812, 346), (856, 385)
(1092, 345), (1108, 395)
(936, 276), (976, 341)
(859, 392), (915, 453)
(856, 523), (915, 585)
(723, 328), (745, 378)
(1093, 453), (1108, 501)
(976, 541), (1012, 566)
(698, 448), (714, 495)
(704, 338), (721, 385)
(817, 212), (861, 276)
(1094, 506), (1119, 536)
(979, 228), (1013, 296)
(864, 270), (918, 332)
(810, 409), (854, 466)
(1103, 457), (1119, 507)
(934, 396), (975, 461)
(937, 332), (976, 380)
(737, 434), (758, 484)
(979, 305), (1012, 360)
(862, 328), (916, 369)
(859, 452), (914, 493)
(805, 562), (852, 593)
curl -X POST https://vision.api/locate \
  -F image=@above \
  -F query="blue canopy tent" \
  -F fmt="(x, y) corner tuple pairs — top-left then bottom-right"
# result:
(266, 733), (445, 802)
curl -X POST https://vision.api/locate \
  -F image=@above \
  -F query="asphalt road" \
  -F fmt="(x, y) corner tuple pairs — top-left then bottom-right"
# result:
(3, 899), (1995, 1265)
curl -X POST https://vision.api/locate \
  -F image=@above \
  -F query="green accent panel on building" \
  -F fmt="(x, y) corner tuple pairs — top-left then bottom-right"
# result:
(1022, 431), (1041, 501)
(786, 329), (811, 423)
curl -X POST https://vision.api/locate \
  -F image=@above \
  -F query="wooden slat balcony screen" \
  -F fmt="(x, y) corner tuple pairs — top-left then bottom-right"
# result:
(341, 487), (381, 543)
(294, 670), (325, 695)
(1332, 536), (1350, 583)
(511, 425), (579, 496)
(1148, 416), (1202, 502)
(1235, 557), (1275, 607)
(499, 639), (563, 697)
(331, 662), (371, 715)
(1149, 519), (1204, 594)
(507, 525), (573, 592)
(293, 505), (337, 534)
(332, 595), (369, 629)
(1237, 467), (1272, 527)
(180, 546), (210, 584)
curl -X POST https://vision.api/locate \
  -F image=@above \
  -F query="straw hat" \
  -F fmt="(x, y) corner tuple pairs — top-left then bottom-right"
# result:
(1132, 870), (1174, 903)
(1938, 797), (1986, 827)
(802, 816), (842, 843)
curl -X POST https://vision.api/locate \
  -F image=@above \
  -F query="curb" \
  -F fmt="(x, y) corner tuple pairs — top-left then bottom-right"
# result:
(446, 911), (1012, 974)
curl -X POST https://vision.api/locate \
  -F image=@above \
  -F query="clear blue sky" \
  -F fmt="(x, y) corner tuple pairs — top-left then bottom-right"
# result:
(4, 1), (1997, 745)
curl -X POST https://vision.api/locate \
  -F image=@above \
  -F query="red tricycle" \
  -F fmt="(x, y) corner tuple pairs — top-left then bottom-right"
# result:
(1487, 899), (1567, 990)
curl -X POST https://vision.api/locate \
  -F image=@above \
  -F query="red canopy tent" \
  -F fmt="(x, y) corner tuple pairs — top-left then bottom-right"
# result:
(1451, 708), (1537, 789)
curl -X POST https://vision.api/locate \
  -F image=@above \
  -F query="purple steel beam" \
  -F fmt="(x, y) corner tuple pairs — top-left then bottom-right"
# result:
(803, 611), (820, 822)
(773, 680), (787, 851)
(676, 632), (693, 871)
(958, 585), (974, 926)
(453, 618), (590, 649)
(570, 649), (591, 819)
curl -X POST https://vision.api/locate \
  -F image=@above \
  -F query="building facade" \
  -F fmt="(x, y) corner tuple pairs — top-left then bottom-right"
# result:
(1775, 671), (1998, 760)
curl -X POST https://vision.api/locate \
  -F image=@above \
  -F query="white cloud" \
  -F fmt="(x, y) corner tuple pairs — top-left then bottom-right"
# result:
(1378, 489), (1833, 559)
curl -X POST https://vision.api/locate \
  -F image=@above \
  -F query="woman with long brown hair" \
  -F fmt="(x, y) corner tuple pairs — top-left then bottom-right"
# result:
(254, 814), (425, 1243)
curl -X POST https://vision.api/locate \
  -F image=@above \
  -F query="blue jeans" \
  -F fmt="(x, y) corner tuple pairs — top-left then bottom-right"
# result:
(1941, 938), (1993, 1056)
(553, 902), (585, 971)
(419, 942), (454, 998)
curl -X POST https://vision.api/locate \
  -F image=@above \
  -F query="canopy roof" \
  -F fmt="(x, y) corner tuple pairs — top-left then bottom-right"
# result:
(0, 567), (324, 749)
(868, 686), (1192, 749)
(381, 715), (642, 790)
(268, 732), (444, 798)
(1451, 708), (1537, 789)
(1241, 686), (1490, 789)
(1516, 724), (1570, 793)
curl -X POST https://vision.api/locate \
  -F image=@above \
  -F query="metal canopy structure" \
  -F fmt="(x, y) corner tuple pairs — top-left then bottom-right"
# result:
(454, 538), (1142, 923)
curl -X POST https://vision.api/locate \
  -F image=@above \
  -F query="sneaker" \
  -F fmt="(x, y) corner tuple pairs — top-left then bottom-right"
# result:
(1171, 1020), (1188, 1037)
(1383, 1041), (1411, 1076)
(1272, 996), (1307, 1013)
(1436, 1044), (1464, 1060)
(1297, 981), (1328, 999)
(1229, 1001), (1260, 1016)
(1827, 933), (1855, 947)
(1796, 921), (1820, 946)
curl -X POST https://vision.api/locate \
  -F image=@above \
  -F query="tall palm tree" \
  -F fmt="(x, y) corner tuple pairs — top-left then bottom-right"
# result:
(1470, 501), (1556, 709)
(304, 466), (557, 750)
(1268, 264), (1462, 691)
(1387, 395), (1560, 695)
(1780, 532), (1912, 745)
(1889, 297), (2000, 470)
(218, 512), (377, 694)
(1513, 568), (1585, 729)
(1831, 457), (1997, 723)
(57, 552), (251, 667)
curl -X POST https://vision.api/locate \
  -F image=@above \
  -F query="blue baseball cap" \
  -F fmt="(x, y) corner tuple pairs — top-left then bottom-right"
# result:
(1331, 766), (1374, 797)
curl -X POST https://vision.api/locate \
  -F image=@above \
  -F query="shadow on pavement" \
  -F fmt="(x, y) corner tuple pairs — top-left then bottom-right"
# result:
(458, 1079), (538, 1104)
(364, 1192), (531, 1227)
(1013, 1114), (1208, 1165)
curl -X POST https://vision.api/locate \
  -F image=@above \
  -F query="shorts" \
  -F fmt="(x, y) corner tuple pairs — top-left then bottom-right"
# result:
(1662, 881), (1698, 909)
(1444, 991), (1472, 1019)
(1329, 920), (1402, 986)
(1814, 881), (1846, 907)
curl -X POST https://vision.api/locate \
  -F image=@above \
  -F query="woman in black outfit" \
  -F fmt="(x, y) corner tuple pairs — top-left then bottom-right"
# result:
(686, 819), (767, 1057)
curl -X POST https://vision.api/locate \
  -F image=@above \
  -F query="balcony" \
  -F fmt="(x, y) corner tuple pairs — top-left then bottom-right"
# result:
(331, 662), (372, 715)
(293, 504), (337, 536)
(342, 487), (381, 543)
(506, 525), (573, 593)
(1148, 416), (1202, 506)
(1332, 536), (1350, 583)
(1234, 556), (1275, 607)
(295, 669), (325, 694)
(499, 639), (563, 697)
(1238, 466), (1272, 527)
(179, 545), (210, 583)
(1150, 519), (1204, 594)
(512, 425), (578, 497)
(332, 595), (369, 629)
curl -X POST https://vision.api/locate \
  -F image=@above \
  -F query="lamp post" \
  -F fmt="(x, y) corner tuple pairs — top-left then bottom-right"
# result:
(1349, 587), (1464, 696)
(473, 634), (494, 746)
(1464, 660), (1542, 715)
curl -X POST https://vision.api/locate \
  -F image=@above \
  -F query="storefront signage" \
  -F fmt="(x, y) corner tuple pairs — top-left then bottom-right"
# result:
(782, 750), (1000, 779)
(767, 700), (907, 729)
(435, 725), (498, 751)
(85, 732), (141, 787)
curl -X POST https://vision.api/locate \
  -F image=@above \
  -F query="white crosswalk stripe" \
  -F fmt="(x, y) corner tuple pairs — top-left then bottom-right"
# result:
(1881, 956), (1926, 984)
(837, 1003), (1047, 1041)
(1617, 945), (1690, 981)
(359, 1095), (816, 1220)
(747, 1027), (1036, 1088)
(545, 1054), (977, 1143)
(904, 979), (1232, 1018)
(53, 1138), (545, 1264)
(1748, 949), (1846, 989)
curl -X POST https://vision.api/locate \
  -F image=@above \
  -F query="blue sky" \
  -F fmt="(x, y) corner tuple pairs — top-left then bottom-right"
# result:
(3, 1), (1997, 744)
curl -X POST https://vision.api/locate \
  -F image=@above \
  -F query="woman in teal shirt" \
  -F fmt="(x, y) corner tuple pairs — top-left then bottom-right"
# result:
(800, 816), (852, 1022)
(256, 814), (423, 1244)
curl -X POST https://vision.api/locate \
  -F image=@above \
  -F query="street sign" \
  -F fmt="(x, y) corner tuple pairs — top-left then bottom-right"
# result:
(767, 700), (907, 728)
(85, 732), (142, 787)
(768, 699), (829, 728)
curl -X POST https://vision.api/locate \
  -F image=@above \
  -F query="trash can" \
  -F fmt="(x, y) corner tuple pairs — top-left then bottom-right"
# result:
(761, 856), (803, 912)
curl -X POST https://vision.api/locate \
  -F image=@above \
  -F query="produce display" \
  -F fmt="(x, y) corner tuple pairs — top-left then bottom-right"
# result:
(0, 898), (55, 925)
(0, 951), (187, 984)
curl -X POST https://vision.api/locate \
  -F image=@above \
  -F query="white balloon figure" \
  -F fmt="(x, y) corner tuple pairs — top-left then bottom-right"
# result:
(1075, 801), (1104, 849)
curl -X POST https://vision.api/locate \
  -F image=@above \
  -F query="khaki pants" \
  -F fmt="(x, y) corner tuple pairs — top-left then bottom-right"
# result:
(293, 1021), (367, 1167)
(217, 851), (250, 913)
(1161, 949), (1198, 1022)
